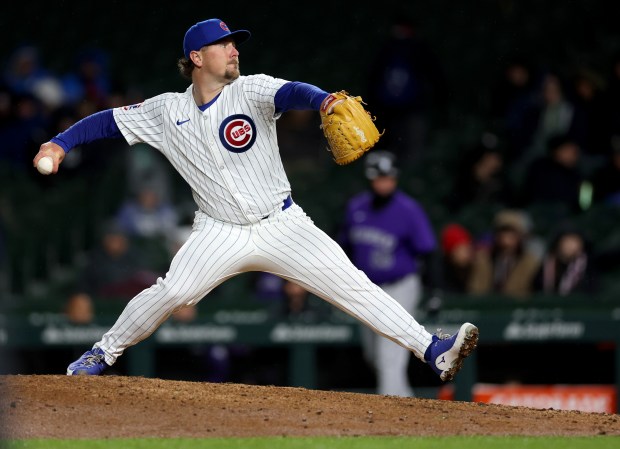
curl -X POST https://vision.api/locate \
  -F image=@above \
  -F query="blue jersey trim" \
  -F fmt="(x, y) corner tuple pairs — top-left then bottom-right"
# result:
(51, 109), (122, 153)
(274, 82), (329, 113)
(198, 93), (221, 111)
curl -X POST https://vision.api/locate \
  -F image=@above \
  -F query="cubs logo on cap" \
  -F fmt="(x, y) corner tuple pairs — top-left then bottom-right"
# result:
(183, 18), (251, 58)
(219, 114), (257, 153)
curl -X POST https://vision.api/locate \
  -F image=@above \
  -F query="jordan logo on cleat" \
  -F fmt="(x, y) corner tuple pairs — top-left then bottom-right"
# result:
(438, 356), (445, 365)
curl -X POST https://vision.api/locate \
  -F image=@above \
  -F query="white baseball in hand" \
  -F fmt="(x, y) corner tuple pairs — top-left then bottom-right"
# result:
(37, 156), (54, 175)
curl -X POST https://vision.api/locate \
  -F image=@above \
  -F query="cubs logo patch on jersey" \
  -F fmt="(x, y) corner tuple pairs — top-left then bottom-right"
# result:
(219, 114), (257, 153)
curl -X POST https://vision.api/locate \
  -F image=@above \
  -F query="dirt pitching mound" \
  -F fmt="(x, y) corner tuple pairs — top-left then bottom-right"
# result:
(0, 375), (618, 439)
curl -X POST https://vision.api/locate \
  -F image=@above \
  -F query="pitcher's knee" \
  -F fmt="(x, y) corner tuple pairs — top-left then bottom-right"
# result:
(163, 279), (205, 309)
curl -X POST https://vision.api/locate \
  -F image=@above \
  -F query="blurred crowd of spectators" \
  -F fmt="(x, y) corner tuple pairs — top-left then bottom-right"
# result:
(347, 16), (620, 305)
(438, 211), (598, 298)
(0, 43), (191, 301)
(431, 45), (620, 300)
(0, 44), (138, 174)
(2, 21), (620, 327)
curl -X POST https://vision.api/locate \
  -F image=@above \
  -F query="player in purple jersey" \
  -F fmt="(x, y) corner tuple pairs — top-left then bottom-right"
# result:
(339, 151), (437, 396)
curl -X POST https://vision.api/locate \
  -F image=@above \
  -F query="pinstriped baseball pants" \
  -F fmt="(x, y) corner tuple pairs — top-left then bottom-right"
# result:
(95, 204), (434, 366)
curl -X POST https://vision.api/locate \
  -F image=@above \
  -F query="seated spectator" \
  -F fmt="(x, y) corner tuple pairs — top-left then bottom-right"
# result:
(253, 273), (325, 322)
(0, 92), (47, 171)
(365, 14), (449, 163)
(254, 271), (285, 300)
(448, 132), (513, 212)
(591, 141), (620, 206)
(171, 305), (198, 323)
(64, 292), (95, 324)
(115, 184), (180, 242)
(468, 209), (541, 298)
(282, 281), (315, 320)
(281, 280), (325, 321)
(438, 223), (474, 293)
(533, 228), (597, 295)
(605, 50), (620, 150)
(490, 55), (537, 161)
(3, 45), (65, 110)
(67, 220), (161, 302)
(491, 54), (535, 124)
(125, 144), (175, 204)
(61, 47), (112, 110)
(570, 67), (608, 157)
(520, 134), (584, 213)
(514, 72), (583, 173)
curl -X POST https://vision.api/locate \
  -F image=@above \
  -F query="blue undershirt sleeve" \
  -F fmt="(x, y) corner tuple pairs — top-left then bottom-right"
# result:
(274, 82), (329, 114)
(50, 109), (123, 153)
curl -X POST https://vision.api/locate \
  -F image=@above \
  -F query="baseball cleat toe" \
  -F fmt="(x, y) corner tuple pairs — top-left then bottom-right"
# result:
(66, 348), (109, 376)
(424, 322), (479, 382)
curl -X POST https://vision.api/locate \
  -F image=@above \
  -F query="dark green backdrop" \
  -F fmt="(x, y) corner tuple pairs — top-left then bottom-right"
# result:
(3, 0), (619, 115)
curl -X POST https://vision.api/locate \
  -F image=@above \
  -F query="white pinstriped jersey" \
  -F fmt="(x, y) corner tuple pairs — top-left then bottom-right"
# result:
(113, 74), (290, 225)
(88, 73), (441, 376)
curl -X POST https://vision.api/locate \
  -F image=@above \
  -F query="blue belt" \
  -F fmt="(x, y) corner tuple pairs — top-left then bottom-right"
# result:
(282, 194), (293, 211)
(262, 195), (292, 220)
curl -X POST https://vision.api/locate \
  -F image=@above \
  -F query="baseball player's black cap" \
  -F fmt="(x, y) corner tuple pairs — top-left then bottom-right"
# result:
(183, 18), (251, 58)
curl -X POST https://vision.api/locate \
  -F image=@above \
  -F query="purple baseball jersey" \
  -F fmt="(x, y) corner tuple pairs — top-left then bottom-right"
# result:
(340, 190), (436, 285)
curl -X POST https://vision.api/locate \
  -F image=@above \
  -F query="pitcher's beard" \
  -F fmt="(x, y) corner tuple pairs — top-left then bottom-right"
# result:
(225, 64), (240, 81)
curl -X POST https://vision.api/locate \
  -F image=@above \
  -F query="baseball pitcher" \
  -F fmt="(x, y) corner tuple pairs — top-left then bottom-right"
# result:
(33, 18), (478, 383)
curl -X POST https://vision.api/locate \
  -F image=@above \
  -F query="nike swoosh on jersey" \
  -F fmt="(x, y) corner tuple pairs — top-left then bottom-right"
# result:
(176, 119), (190, 125)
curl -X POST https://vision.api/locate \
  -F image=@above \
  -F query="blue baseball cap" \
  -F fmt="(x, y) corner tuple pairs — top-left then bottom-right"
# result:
(183, 19), (251, 58)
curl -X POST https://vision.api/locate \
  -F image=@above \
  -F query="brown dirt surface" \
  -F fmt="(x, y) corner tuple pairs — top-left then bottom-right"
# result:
(0, 375), (618, 439)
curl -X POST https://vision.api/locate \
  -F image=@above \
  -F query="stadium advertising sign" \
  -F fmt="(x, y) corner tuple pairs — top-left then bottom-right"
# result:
(41, 325), (112, 345)
(270, 324), (353, 343)
(503, 308), (586, 341)
(155, 324), (237, 343)
(503, 321), (585, 340)
(473, 384), (616, 414)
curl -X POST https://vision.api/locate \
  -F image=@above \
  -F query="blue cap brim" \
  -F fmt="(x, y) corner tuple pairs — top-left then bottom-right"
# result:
(202, 30), (251, 49)
(228, 30), (251, 45)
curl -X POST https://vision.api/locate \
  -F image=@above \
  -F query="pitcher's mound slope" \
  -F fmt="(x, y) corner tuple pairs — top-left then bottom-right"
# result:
(1, 375), (618, 438)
